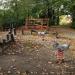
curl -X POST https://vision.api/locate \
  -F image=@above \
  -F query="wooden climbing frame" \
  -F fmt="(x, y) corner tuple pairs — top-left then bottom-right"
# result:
(24, 18), (49, 30)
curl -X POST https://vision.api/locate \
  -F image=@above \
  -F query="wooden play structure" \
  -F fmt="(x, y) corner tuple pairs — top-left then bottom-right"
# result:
(24, 18), (49, 30)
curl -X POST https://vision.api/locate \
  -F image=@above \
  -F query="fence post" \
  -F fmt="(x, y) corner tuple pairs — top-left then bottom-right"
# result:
(11, 34), (15, 42)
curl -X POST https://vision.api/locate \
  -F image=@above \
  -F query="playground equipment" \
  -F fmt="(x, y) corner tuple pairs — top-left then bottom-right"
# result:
(24, 18), (49, 30)
(22, 18), (49, 35)
(0, 29), (15, 55)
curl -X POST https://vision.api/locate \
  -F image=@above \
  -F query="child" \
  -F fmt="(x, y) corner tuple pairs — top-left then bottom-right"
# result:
(55, 48), (64, 64)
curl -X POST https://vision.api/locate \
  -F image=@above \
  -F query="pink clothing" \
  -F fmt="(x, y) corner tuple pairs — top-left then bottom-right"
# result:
(55, 50), (64, 60)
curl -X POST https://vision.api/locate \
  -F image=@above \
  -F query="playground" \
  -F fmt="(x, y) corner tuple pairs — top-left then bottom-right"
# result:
(0, 0), (75, 75)
(0, 27), (75, 75)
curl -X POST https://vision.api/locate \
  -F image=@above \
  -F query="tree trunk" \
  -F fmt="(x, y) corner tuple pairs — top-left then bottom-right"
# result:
(47, 7), (56, 26)
(56, 16), (59, 25)
(71, 5), (75, 28)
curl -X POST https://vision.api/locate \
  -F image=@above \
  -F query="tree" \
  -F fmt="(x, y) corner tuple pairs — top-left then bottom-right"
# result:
(0, 0), (75, 28)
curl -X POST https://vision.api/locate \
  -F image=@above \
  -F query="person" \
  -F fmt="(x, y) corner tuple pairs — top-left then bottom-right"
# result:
(55, 48), (64, 64)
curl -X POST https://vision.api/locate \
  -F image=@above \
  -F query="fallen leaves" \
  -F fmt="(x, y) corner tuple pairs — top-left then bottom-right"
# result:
(48, 61), (52, 64)
(0, 28), (75, 75)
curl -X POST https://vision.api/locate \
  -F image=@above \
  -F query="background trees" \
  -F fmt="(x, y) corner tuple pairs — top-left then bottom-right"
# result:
(0, 0), (75, 29)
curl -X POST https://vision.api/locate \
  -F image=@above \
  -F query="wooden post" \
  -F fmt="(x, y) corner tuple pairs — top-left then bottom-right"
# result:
(11, 34), (15, 42)
(41, 19), (43, 30)
(13, 28), (16, 35)
(7, 34), (10, 41)
(3, 39), (6, 45)
(22, 27), (24, 35)
(46, 18), (49, 31)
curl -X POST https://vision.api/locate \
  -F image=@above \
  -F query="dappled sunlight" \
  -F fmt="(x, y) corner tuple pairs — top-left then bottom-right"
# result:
(59, 15), (72, 25)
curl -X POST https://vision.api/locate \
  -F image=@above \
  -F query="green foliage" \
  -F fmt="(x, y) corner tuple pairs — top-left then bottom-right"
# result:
(0, 0), (75, 28)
